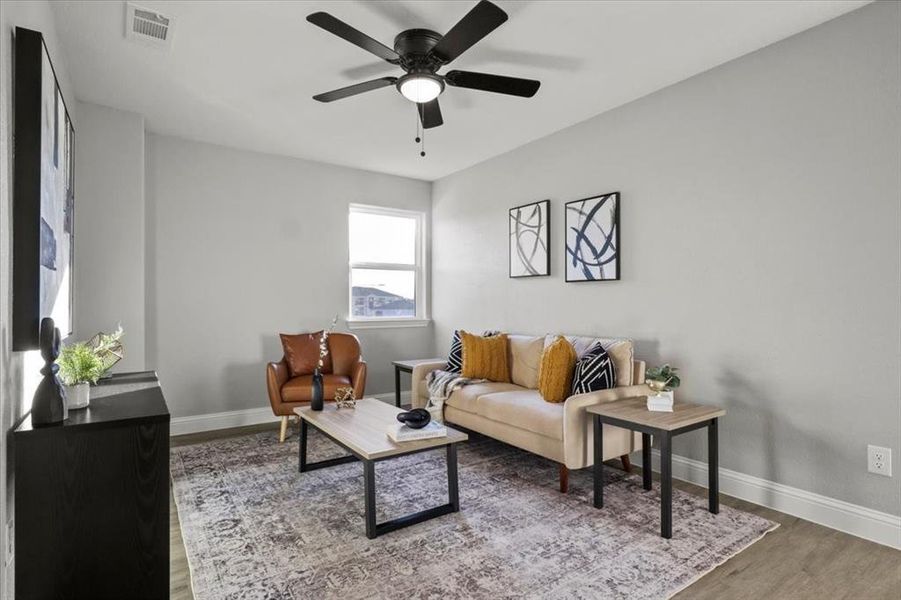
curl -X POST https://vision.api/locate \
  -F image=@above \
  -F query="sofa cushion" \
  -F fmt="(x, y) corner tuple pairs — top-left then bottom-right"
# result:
(476, 390), (564, 440)
(445, 382), (523, 414)
(508, 335), (543, 389)
(461, 331), (510, 382)
(281, 374), (350, 402)
(538, 336), (577, 403)
(545, 335), (633, 386)
(280, 331), (332, 376)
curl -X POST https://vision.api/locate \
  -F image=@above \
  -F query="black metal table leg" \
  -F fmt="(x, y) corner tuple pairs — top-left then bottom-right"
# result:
(447, 443), (460, 512)
(298, 418), (308, 473)
(364, 460), (377, 539)
(394, 366), (402, 408)
(642, 432), (652, 490)
(660, 431), (672, 539)
(593, 414), (604, 508)
(708, 418), (719, 514)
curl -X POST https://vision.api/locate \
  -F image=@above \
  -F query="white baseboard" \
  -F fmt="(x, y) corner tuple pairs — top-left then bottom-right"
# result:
(170, 407), (278, 436)
(647, 450), (901, 550)
(169, 393), (411, 437)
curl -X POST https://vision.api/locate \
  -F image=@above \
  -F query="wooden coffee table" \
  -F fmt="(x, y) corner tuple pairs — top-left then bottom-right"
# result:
(295, 398), (468, 539)
(587, 397), (725, 538)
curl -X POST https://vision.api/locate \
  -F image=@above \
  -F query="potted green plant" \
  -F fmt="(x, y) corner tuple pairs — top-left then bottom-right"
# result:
(57, 343), (104, 409)
(646, 364), (681, 397)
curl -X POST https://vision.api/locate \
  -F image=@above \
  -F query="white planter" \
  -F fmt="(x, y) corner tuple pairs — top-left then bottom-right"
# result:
(66, 382), (90, 410)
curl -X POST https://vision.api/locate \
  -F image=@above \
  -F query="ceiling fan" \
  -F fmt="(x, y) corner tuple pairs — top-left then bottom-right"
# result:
(307, 0), (541, 136)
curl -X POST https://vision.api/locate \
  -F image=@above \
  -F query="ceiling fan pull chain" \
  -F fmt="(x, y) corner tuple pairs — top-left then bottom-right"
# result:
(420, 124), (426, 157)
(415, 104), (421, 144)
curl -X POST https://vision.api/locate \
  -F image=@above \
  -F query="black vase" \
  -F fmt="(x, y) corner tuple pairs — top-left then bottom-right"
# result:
(311, 369), (324, 411)
(32, 317), (68, 427)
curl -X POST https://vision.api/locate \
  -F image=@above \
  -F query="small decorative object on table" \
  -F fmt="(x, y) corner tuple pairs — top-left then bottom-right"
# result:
(311, 315), (338, 411)
(396, 408), (431, 429)
(87, 325), (125, 379)
(335, 386), (356, 409)
(32, 318), (68, 426)
(57, 339), (104, 410)
(646, 364), (680, 412)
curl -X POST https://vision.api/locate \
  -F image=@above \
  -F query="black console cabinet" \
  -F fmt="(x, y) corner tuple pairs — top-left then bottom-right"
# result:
(14, 372), (170, 600)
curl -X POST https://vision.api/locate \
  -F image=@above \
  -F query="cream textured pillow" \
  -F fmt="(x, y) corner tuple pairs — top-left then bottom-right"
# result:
(544, 335), (634, 386)
(538, 336), (577, 403)
(507, 335), (544, 389)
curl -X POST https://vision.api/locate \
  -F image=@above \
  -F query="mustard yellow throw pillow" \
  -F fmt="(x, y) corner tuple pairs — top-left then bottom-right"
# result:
(461, 331), (510, 382)
(538, 336), (577, 403)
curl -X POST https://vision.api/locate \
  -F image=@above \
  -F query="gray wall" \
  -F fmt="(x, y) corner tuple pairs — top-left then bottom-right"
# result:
(0, 2), (76, 594)
(431, 1), (900, 515)
(73, 102), (146, 372)
(145, 134), (433, 418)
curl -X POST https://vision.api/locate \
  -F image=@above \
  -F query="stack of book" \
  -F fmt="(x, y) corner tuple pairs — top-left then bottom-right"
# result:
(647, 391), (674, 412)
(387, 420), (447, 443)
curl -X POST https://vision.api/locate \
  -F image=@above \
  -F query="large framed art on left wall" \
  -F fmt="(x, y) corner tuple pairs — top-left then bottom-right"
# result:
(13, 27), (75, 350)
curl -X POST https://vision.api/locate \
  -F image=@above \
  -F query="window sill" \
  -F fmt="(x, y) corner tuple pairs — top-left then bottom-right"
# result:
(346, 318), (431, 330)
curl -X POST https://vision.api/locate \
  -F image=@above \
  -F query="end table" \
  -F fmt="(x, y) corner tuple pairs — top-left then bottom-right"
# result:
(392, 358), (444, 407)
(587, 397), (725, 539)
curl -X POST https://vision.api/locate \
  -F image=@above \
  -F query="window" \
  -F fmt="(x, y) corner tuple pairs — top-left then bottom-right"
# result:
(348, 204), (427, 327)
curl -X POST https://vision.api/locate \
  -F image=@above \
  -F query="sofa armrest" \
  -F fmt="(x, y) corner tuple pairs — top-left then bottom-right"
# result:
(410, 360), (448, 409)
(266, 359), (290, 413)
(561, 384), (651, 469)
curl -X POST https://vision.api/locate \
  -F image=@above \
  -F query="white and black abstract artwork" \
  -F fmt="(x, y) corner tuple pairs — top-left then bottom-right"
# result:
(509, 199), (550, 277)
(12, 27), (75, 349)
(565, 192), (619, 282)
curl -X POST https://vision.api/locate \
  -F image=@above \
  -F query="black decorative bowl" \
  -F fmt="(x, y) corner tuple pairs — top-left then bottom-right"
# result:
(396, 408), (431, 429)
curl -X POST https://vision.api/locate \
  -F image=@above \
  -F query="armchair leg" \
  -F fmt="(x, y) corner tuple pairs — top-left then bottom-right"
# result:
(621, 454), (632, 472)
(279, 416), (288, 443)
(559, 464), (569, 494)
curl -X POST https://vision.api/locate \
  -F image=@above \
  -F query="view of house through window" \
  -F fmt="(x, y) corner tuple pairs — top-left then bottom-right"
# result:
(349, 205), (424, 319)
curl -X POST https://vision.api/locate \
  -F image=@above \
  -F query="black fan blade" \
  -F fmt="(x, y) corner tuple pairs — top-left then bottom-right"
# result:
(313, 77), (397, 102)
(418, 99), (443, 129)
(430, 1), (507, 64)
(445, 70), (540, 97)
(307, 12), (400, 62)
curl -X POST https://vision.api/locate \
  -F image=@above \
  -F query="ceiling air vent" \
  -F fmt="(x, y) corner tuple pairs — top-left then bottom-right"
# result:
(125, 3), (174, 48)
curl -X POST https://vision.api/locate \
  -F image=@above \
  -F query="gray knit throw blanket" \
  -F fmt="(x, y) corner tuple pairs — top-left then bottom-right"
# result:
(424, 369), (485, 422)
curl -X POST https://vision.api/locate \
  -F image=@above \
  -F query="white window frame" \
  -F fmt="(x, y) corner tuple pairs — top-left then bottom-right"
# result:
(346, 203), (429, 329)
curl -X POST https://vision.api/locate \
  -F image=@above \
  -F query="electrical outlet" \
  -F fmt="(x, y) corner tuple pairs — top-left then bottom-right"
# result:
(868, 445), (892, 477)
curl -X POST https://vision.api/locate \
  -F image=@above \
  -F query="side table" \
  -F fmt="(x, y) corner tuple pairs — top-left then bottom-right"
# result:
(587, 396), (725, 538)
(392, 358), (444, 407)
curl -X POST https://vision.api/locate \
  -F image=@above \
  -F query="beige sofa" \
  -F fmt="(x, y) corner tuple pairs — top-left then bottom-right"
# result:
(411, 334), (650, 492)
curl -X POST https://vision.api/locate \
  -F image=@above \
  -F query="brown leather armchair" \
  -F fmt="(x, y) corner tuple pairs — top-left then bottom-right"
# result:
(267, 332), (367, 442)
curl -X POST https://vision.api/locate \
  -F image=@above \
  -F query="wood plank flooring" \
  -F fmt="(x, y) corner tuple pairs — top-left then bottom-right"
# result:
(170, 423), (901, 600)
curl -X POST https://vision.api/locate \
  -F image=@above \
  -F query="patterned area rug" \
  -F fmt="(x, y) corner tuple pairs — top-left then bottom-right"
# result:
(171, 429), (777, 600)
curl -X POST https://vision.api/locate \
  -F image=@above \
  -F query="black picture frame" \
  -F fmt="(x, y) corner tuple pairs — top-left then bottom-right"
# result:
(13, 27), (75, 350)
(564, 192), (620, 282)
(509, 199), (550, 278)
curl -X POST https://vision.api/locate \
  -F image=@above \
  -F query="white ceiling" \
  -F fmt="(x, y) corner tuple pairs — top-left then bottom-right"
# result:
(51, 0), (869, 181)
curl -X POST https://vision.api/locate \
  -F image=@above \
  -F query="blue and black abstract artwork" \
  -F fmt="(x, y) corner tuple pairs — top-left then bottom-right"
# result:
(565, 192), (619, 282)
(509, 199), (550, 277)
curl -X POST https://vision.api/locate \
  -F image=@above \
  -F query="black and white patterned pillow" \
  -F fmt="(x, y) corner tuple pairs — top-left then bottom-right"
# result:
(571, 342), (616, 395)
(446, 330), (463, 373)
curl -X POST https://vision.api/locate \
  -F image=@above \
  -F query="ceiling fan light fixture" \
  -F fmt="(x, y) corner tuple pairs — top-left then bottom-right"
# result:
(397, 74), (444, 103)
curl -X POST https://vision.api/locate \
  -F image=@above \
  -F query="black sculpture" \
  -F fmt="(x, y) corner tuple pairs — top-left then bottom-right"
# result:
(396, 408), (431, 429)
(31, 317), (67, 426)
